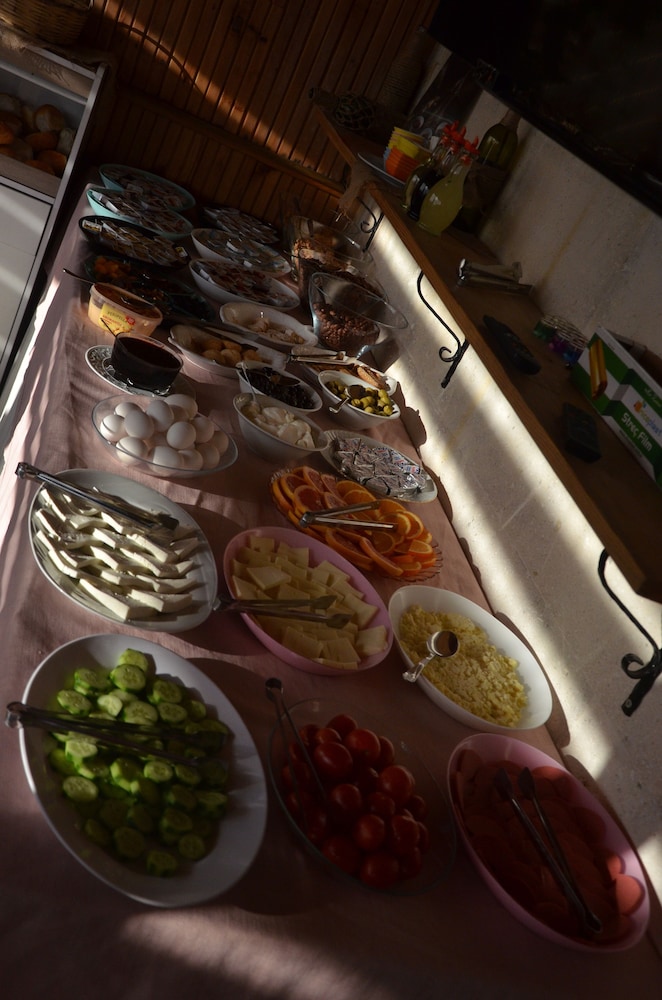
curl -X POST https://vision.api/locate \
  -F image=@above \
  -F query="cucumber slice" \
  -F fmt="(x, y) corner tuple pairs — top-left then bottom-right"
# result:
(129, 776), (161, 807)
(198, 758), (229, 789)
(48, 747), (78, 777)
(62, 775), (99, 803)
(65, 737), (99, 762)
(110, 663), (147, 693)
(127, 803), (155, 835)
(177, 833), (208, 861)
(148, 679), (183, 705)
(113, 825), (146, 860)
(122, 700), (158, 726)
(56, 689), (92, 716)
(157, 702), (188, 726)
(116, 649), (150, 673)
(146, 849), (179, 877)
(99, 798), (130, 830)
(186, 699), (207, 722)
(174, 763), (202, 787)
(95, 692), (124, 717)
(159, 806), (193, 840)
(77, 757), (110, 781)
(83, 817), (113, 849)
(165, 784), (198, 812)
(195, 790), (228, 820)
(73, 667), (110, 696)
(143, 760), (173, 784)
(110, 756), (143, 791)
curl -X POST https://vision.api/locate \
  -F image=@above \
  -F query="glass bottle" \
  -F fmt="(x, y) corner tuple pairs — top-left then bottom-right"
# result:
(454, 109), (520, 232)
(405, 125), (465, 221)
(417, 139), (477, 236)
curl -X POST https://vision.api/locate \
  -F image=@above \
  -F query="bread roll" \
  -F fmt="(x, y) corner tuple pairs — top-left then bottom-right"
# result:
(26, 159), (55, 175)
(21, 105), (35, 132)
(9, 137), (32, 162)
(34, 104), (65, 132)
(26, 130), (58, 152)
(0, 122), (14, 145)
(0, 94), (21, 115)
(0, 110), (22, 135)
(37, 149), (66, 175)
(57, 127), (76, 155)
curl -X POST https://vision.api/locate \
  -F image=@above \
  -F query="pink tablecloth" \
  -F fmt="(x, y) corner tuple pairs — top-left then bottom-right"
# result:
(0, 186), (660, 998)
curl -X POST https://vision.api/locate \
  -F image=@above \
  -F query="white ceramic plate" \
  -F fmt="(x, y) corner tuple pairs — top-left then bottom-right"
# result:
(86, 187), (193, 240)
(29, 468), (218, 633)
(99, 164), (195, 210)
(322, 430), (438, 503)
(18, 634), (267, 907)
(202, 205), (279, 244)
(191, 228), (290, 274)
(85, 346), (195, 397)
(168, 324), (286, 378)
(388, 586), (553, 732)
(189, 259), (299, 310)
(220, 301), (317, 349)
(223, 526), (392, 676)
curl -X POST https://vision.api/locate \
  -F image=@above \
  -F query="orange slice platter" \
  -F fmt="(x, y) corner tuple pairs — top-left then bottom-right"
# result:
(269, 466), (442, 580)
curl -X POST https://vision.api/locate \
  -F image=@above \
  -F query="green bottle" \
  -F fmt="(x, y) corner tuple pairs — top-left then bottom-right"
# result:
(454, 109), (520, 232)
(417, 143), (474, 236)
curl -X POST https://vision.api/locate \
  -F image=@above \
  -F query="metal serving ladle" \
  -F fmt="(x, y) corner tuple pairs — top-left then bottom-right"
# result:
(402, 630), (459, 682)
(328, 383), (364, 414)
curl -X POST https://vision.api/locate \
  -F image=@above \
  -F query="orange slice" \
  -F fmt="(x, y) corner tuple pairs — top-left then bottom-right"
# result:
(320, 527), (374, 570)
(270, 477), (292, 515)
(358, 536), (404, 578)
(292, 484), (326, 516)
(409, 539), (437, 564)
(301, 467), (327, 493)
(278, 471), (307, 502)
(397, 510), (426, 539)
(366, 529), (398, 555)
(342, 487), (378, 507)
(320, 473), (344, 500)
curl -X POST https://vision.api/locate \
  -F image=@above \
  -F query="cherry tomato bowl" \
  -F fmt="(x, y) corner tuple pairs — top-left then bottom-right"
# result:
(267, 699), (456, 895)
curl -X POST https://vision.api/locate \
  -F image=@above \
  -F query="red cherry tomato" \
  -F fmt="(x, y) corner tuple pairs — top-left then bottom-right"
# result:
(417, 821), (431, 853)
(314, 726), (342, 744)
(387, 813), (420, 856)
(302, 803), (330, 846)
(399, 847), (423, 880)
(344, 727), (382, 766)
(406, 793), (428, 821)
(377, 764), (415, 807)
(366, 790), (396, 820)
(281, 759), (314, 793)
(326, 713), (358, 738)
(327, 782), (363, 828)
(352, 813), (386, 852)
(353, 764), (379, 795)
(284, 787), (317, 825)
(375, 735), (395, 770)
(298, 723), (319, 747)
(359, 850), (400, 889)
(322, 834), (361, 875)
(313, 741), (354, 783)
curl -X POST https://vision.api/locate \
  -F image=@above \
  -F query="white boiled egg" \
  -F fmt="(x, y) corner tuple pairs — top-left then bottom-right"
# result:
(192, 413), (215, 443)
(212, 429), (229, 456)
(178, 448), (204, 470)
(114, 399), (141, 419)
(198, 441), (221, 469)
(145, 399), (174, 431)
(100, 413), (125, 442)
(166, 420), (197, 450)
(122, 409), (154, 440)
(117, 436), (150, 459)
(150, 445), (183, 469)
(165, 393), (197, 419)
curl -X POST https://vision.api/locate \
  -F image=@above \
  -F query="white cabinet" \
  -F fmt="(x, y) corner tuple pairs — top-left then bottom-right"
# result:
(0, 29), (108, 387)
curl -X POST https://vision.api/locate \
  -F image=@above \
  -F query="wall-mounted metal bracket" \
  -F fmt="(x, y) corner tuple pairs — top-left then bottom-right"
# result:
(597, 550), (661, 715)
(416, 272), (470, 387)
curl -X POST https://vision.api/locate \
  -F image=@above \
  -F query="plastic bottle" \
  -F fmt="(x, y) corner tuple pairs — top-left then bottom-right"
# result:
(454, 109), (520, 232)
(418, 138), (479, 236)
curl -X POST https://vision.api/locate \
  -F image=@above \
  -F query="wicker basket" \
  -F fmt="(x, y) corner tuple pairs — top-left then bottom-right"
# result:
(0, 0), (92, 47)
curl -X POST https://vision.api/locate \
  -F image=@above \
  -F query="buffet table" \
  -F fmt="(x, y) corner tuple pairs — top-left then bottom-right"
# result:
(0, 185), (660, 999)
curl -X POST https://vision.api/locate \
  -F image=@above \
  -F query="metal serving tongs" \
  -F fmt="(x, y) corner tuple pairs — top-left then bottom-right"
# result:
(265, 677), (326, 825)
(5, 701), (219, 766)
(213, 593), (352, 629)
(494, 767), (602, 937)
(299, 498), (397, 532)
(16, 462), (179, 534)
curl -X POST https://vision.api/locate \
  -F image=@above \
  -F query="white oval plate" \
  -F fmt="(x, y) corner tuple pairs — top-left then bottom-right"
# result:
(191, 228), (290, 274)
(168, 324), (286, 378)
(18, 634), (267, 907)
(220, 301), (317, 349)
(322, 430), (437, 503)
(29, 468), (218, 632)
(388, 586), (553, 732)
(189, 259), (299, 310)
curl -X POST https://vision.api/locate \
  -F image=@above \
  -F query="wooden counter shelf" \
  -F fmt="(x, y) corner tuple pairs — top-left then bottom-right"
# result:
(315, 109), (662, 603)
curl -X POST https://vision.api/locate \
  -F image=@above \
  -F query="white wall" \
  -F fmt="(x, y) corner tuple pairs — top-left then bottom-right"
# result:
(359, 89), (662, 939)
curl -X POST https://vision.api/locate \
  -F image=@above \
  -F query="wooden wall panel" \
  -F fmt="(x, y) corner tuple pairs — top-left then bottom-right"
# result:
(78, 0), (436, 225)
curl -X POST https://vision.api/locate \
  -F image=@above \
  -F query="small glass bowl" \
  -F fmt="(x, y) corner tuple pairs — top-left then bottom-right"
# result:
(308, 272), (408, 357)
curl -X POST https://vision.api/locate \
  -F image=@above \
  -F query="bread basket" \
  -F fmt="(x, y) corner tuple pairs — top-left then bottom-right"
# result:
(0, 0), (92, 46)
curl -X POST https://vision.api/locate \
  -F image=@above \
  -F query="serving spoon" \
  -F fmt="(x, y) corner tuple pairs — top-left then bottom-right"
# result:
(329, 383), (364, 414)
(402, 629), (459, 682)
